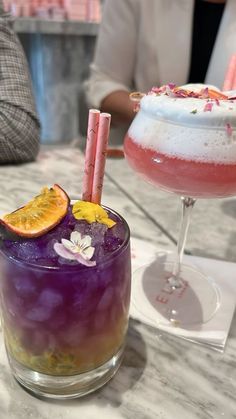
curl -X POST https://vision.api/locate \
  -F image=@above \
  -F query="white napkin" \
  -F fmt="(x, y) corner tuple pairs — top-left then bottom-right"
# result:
(130, 238), (236, 352)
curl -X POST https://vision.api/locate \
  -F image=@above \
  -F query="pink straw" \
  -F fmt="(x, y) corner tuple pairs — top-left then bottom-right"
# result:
(91, 113), (111, 205)
(223, 54), (236, 91)
(82, 109), (100, 202)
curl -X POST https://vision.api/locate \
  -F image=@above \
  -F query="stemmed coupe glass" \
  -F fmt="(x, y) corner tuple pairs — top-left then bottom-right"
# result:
(124, 84), (236, 328)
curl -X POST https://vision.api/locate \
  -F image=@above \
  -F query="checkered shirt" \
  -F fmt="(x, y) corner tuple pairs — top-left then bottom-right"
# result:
(0, 2), (40, 164)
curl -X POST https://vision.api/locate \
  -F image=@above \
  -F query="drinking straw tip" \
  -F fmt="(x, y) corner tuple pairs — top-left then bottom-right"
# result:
(223, 54), (236, 91)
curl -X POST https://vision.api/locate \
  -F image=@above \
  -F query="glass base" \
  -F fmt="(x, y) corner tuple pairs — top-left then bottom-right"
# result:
(132, 261), (221, 328)
(7, 345), (124, 399)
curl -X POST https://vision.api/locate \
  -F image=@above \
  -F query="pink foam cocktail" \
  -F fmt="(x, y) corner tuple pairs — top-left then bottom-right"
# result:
(123, 84), (236, 329)
(124, 85), (236, 198)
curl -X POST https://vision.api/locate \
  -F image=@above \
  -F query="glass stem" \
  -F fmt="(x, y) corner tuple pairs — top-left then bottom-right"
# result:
(170, 196), (196, 287)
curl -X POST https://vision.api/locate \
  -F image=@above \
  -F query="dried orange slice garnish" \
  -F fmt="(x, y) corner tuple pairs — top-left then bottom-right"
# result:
(0, 184), (70, 238)
(208, 89), (228, 100)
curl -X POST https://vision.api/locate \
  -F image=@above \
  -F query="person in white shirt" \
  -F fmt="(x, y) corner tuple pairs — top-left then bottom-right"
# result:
(85, 0), (232, 132)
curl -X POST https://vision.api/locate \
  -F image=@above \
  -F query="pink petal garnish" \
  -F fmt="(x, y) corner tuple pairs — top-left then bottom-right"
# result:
(148, 84), (235, 103)
(204, 102), (213, 112)
(150, 86), (162, 94)
(167, 83), (176, 89)
(200, 87), (209, 99)
(54, 243), (77, 260)
(226, 123), (233, 137)
(172, 89), (189, 98)
(74, 253), (96, 267)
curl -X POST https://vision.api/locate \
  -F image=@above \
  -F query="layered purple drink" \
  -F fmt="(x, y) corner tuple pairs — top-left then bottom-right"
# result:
(0, 204), (131, 378)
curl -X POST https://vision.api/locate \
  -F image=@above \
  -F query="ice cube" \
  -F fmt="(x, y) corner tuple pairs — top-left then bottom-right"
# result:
(26, 305), (52, 322)
(18, 317), (36, 330)
(93, 245), (105, 261)
(12, 276), (37, 299)
(103, 235), (122, 253)
(61, 323), (87, 346)
(94, 311), (107, 332)
(112, 300), (126, 321)
(16, 241), (41, 261)
(97, 287), (114, 311)
(5, 295), (23, 317)
(89, 223), (108, 246)
(48, 311), (67, 330)
(38, 289), (63, 308)
(46, 227), (71, 242)
(72, 288), (100, 318)
(45, 239), (58, 258)
(21, 328), (48, 354)
(30, 330), (50, 354)
(73, 220), (89, 236)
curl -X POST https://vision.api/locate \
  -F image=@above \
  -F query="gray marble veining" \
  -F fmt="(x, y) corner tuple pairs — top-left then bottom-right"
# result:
(0, 146), (236, 419)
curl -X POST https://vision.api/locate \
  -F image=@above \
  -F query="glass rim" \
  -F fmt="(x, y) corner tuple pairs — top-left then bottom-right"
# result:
(0, 204), (130, 272)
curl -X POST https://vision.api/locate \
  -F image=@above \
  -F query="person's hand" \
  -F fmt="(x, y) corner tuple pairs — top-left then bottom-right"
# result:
(101, 90), (135, 127)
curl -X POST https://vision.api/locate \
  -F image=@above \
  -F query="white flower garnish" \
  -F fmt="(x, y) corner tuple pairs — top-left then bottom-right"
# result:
(54, 231), (96, 267)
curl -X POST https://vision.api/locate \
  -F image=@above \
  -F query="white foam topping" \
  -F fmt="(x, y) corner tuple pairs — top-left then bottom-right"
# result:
(128, 84), (236, 163)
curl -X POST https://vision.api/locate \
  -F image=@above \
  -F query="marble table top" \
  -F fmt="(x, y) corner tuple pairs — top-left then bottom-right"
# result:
(0, 145), (236, 419)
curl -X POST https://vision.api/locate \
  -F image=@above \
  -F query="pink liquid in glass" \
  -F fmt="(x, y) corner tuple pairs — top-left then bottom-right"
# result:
(124, 134), (236, 198)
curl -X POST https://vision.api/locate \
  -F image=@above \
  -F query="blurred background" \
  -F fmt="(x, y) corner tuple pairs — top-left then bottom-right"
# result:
(3, 0), (104, 145)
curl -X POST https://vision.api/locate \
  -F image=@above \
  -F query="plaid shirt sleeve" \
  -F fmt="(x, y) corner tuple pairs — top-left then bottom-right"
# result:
(0, 2), (40, 164)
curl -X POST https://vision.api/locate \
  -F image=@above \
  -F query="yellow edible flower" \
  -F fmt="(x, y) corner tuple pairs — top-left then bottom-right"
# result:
(72, 200), (116, 228)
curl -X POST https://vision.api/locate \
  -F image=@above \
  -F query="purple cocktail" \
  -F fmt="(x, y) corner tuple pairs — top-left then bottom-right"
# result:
(0, 204), (131, 398)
